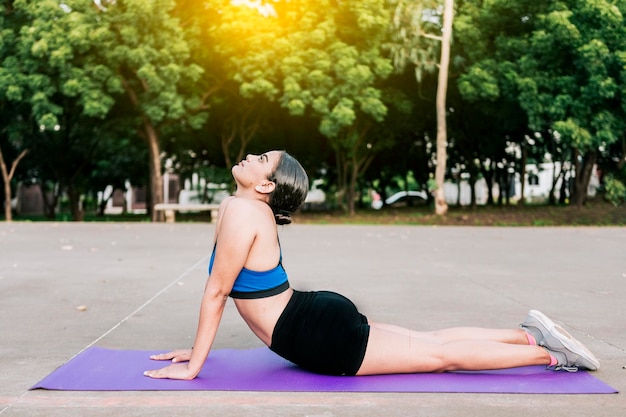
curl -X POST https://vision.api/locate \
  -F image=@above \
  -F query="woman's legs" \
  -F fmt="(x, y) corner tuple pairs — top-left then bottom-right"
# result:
(369, 322), (530, 345)
(356, 322), (550, 376)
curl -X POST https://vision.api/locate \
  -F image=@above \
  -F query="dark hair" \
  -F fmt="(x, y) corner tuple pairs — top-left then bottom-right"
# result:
(268, 151), (309, 225)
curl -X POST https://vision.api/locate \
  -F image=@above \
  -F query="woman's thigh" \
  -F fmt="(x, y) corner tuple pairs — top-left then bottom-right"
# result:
(368, 321), (527, 345)
(356, 323), (444, 375)
(357, 322), (542, 375)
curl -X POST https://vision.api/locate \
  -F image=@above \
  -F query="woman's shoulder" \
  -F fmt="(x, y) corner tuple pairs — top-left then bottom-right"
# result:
(218, 196), (236, 210)
(218, 196), (273, 221)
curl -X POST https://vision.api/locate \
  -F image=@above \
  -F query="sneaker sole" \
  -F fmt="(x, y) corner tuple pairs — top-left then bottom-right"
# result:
(528, 310), (600, 371)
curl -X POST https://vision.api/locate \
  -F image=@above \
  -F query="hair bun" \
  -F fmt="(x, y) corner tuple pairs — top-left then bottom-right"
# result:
(274, 210), (292, 225)
(267, 151), (308, 225)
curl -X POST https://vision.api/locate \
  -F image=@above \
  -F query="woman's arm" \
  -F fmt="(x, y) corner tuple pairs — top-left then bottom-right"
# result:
(144, 200), (259, 379)
(143, 286), (229, 380)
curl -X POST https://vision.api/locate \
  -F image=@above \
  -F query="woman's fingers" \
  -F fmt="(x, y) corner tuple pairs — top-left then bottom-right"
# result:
(149, 349), (192, 362)
(143, 368), (166, 378)
(149, 352), (174, 361)
(143, 363), (196, 380)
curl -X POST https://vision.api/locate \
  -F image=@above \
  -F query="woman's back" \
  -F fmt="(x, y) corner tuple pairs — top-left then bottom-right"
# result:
(213, 196), (293, 346)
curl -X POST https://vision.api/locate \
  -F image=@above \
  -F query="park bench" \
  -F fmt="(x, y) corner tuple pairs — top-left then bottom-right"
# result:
(153, 203), (220, 223)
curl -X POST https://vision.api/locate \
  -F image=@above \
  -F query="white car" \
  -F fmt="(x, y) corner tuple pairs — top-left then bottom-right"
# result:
(372, 190), (428, 209)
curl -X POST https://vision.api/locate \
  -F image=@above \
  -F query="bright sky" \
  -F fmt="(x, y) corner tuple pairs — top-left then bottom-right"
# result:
(231, 0), (277, 18)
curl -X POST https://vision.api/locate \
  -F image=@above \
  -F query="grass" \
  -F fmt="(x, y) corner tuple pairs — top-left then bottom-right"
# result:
(293, 200), (626, 226)
(5, 212), (151, 223)
(4, 199), (625, 226)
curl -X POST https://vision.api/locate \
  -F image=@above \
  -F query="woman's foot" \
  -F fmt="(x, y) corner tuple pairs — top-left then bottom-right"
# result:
(520, 310), (600, 371)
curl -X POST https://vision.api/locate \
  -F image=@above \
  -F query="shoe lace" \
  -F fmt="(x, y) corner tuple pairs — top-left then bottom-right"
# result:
(548, 364), (579, 372)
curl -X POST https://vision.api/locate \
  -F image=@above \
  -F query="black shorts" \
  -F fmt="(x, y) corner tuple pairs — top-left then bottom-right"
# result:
(270, 290), (370, 376)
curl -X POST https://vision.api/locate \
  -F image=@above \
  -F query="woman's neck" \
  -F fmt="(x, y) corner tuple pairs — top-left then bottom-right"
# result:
(234, 187), (269, 203)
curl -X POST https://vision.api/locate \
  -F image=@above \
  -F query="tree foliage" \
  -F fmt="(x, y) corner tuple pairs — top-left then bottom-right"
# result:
(457, 0), (626, 206)
(1, 0), (207, 220)
(2, 0), (626, 221)
(210, 0), (399, 213)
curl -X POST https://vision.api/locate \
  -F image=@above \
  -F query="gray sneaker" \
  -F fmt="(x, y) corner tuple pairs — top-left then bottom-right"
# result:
(520, 310), (600, 371)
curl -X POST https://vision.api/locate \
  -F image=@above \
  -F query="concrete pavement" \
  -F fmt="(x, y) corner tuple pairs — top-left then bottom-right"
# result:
(0, 223), (624, 416)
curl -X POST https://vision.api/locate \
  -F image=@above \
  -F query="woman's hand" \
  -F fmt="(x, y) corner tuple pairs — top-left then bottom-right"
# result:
(143, 362), (197, 380)
(149, 349), (192, 363)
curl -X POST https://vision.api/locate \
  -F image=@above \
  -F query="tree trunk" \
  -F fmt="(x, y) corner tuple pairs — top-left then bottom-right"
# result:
(40, 182), (59, 219)
(469, 172), (477, 208)
(505, 171), (512, 206)
(97, 187), (113, 216)
(143, 119), (164, 222)
(549, 162), (565, 205)
(559, 172), (569, 205)
(519, 142), (527, 205)
(0, 148), (29, 222)
(482, 161), (495, 205)
(345, 157), (363, 215)
(572, 149), (597, 207)
(221, 117), (237, 168)
(335, 149), (347, 212)
(0, 165), (11, 221)
(618, 137), (625, 171)
(120, 76), (164, 222)
(67, 183), (84, 221)
(0, 148), (12, 221)
(496, 168), (504, 206)
(346, 164), (355, 215)
(434, 0), (453, 216)
(98, 199), (108, 216)
(1, 176), (10, 221)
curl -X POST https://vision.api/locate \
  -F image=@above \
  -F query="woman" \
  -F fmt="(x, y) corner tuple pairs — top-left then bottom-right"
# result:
(144, 150), (599, 379)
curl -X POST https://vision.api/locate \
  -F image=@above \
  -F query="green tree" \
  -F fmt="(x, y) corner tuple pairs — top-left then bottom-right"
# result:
(0, 1), (29, 221)
(1, 1), (87, 219)
(214, 0), (397, 214)
(2, 1), (208, 221)
(92, 0), (207, 221)
(302, 0), (398, 214)
(519, 0), (626, 206)
(457, 0), (626, 207)
(364, 72), (426, 206)
(454, 0), (539, 205)
(0, 137), (28, 222)
(2, 0), (133, 219)
(201, 1), (277, 167)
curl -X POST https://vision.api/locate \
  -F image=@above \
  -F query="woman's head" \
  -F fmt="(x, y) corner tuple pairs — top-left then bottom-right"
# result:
(267, 151), (309, 225)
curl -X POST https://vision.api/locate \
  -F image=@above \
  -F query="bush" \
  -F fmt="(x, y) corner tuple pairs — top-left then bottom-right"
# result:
(604, 174), (626, 206)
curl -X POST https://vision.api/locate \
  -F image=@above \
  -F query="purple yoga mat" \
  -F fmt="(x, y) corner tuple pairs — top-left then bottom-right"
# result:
(31, 347), (617, 394)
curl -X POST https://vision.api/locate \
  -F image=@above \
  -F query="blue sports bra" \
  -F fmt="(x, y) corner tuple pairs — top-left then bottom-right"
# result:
(208, 243), (290, 299)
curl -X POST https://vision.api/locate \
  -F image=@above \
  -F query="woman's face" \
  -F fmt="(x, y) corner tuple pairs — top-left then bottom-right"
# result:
(232, 151), (282, 188)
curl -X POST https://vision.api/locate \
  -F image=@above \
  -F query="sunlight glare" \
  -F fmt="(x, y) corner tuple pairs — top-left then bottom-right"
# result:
(231, 0), (277, 18)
